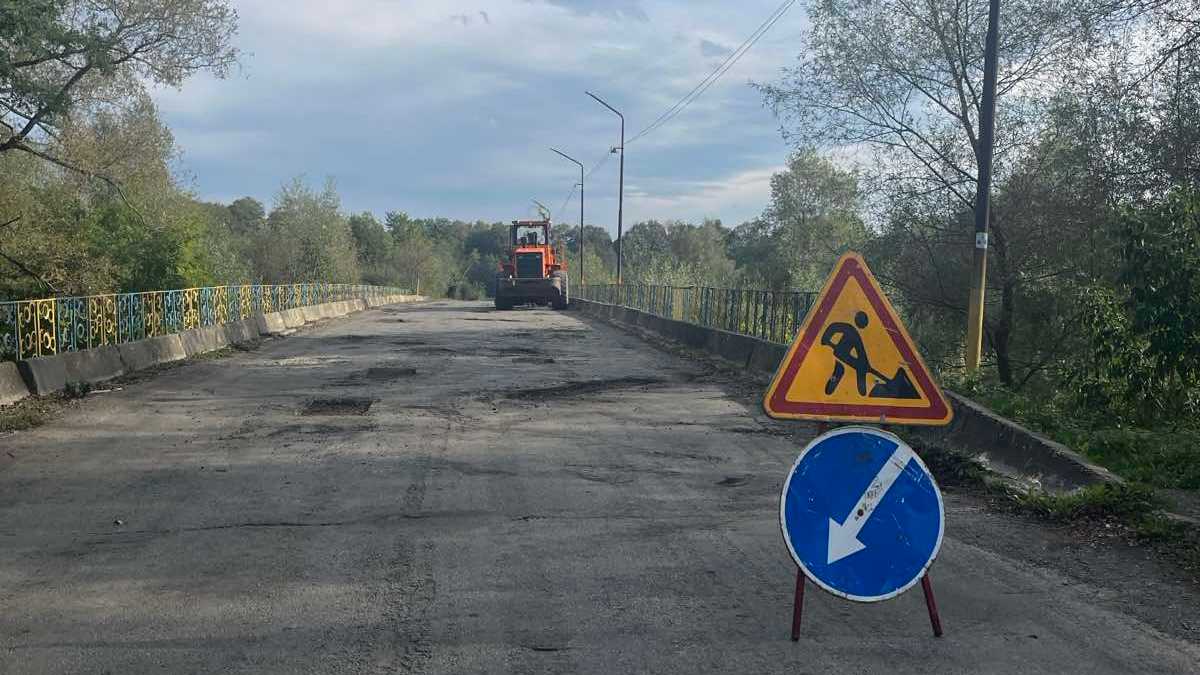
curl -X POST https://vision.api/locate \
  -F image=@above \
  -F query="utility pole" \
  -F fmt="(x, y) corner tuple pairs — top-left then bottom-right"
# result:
(550, 147), (585, 287)
(586, 91), (624, 285)
(966, 0), (1001, 372)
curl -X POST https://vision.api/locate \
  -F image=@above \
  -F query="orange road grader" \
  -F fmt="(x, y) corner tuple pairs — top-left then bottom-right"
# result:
(494, 219), (569, 310)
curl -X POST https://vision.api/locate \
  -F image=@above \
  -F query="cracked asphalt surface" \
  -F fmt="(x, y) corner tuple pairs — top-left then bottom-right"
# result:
(1, 300), (1198, 673)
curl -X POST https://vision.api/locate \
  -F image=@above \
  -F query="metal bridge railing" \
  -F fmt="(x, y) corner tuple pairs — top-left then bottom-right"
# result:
(576, 284), (817, 345)
(1, 283), (410, 362)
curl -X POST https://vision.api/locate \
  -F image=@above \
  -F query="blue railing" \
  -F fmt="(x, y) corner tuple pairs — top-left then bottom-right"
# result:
(576, 284), (817, 345)
(1, 283), (409, 361)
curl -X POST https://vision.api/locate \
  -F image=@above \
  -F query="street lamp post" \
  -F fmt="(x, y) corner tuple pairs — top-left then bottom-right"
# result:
(550, 147), (585, 288)
(586, 90), (625, 286)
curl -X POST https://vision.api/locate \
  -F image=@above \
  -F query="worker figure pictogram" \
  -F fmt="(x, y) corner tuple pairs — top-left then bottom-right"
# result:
(821, 311), (873, 396)
(820, 311), (919, 400)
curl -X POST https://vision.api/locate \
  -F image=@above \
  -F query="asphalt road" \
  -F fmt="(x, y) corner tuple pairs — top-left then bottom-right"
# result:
(1, 300), (1198, 674)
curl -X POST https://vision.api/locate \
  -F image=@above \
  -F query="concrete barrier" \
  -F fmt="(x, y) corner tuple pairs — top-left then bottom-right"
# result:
(301, 303), (335, 323)
(917, 392), (1120, 491)
(62, 345), (126, 384)
(572, 297), (1114, 491)
(3, 295), (426, 402)
(180, 325), (231, 357)
(118, 334), (186, 372)
(223, 318), (260, 345)
(16, 355), (67, 396)
(0, 362), (30, 405)
(280, 308), (306, 329)
(255, 312), (289, 336)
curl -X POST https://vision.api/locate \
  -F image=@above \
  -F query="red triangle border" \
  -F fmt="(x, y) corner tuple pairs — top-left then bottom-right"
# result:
(765, 255), (951, 423)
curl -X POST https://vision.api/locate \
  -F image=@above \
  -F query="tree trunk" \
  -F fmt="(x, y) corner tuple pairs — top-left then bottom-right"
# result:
(993, 279), (1016, 386)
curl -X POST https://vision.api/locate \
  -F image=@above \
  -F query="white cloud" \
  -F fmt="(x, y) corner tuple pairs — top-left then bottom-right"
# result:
(151, 0), (808, 229)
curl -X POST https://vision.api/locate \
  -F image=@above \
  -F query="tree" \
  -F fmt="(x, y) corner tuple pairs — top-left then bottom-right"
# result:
(758, 0), (1117, 210)
(759, 0), (1127, 385)
(227, 197), (265, 236)
(1118, 188), (1200, 419)
(348, 212), (390, 264)
(727, 151), (864, 290)
(0, 0), (238, 181)
(256, 178), (360, 284)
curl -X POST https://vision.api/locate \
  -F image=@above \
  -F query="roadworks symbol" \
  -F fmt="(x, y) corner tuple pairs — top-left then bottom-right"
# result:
(763, 252), (952, 426)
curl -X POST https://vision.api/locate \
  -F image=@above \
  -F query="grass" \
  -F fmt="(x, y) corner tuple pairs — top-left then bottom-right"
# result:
(1066, 429), (1200, 490)
(943, 376), (1200, 491)
(1014, 482), (1162, 522)
(917, 441), (1200, 573)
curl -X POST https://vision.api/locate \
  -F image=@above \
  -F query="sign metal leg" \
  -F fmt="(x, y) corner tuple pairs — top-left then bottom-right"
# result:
(921, 573), (943, 637)
(790, 568), (806, 641)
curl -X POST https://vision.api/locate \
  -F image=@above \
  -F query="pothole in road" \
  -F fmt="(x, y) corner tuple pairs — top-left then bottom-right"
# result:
(410, 346), (457, 355)
(721, 425), (791, 436)
(301, 397), (374, 416)
(392, 339), (428, 346)
(272, 356), (351, 367)
(364, 366), (417, 380)
(498, 376), (667, 401)
(487, 346), (541, 355)
(265, 422), (376, 437)
(717, 475), (750, 487)
(334, 366), (418, 385)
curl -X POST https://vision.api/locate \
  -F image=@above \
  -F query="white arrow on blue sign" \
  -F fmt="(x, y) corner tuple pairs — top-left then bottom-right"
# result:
(780, 426), (944, 602)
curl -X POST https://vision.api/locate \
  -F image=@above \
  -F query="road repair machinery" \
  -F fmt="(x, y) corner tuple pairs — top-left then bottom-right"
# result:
(494, 219), (569, 310)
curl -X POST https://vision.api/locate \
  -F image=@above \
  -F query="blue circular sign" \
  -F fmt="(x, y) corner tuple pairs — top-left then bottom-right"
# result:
(780, 426), (944, 602)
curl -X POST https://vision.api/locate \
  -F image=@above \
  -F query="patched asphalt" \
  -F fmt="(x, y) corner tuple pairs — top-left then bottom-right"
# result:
(1, 300), (1197, 673)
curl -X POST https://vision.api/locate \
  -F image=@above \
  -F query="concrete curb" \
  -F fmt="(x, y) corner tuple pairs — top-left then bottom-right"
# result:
(572, 297), (1115, 491)
(118, 334), (187, 372)
(0, 362), (30, 405)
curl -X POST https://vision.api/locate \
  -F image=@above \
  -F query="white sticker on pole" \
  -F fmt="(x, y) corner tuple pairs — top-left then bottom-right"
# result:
(975, 232), (988, 250)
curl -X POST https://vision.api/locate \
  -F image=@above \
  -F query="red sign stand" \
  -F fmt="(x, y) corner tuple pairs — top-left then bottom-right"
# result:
(790, 570), (943, 639)
(787, 422), (945, 640)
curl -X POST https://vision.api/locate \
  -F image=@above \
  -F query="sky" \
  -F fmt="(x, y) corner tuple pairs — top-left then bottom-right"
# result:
(151, 0), (809, 235)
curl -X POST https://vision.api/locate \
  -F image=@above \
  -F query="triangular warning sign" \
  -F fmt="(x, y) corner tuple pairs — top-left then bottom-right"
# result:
(763, 252), (953, 426)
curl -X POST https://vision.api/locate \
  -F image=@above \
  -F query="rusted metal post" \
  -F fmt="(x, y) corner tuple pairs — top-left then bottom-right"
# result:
(921, 573), (944, 637)
(790, 568), (806, 641)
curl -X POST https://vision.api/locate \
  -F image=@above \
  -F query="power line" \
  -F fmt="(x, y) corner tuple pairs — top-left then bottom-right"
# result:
(585, 151), (612, 180)
(626, 0), (797, 145)
(554, 183), (578, 222)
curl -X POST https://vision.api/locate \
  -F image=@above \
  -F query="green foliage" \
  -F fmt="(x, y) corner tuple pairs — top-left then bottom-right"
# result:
(1119, 188), (1200, 418)
(1015, 483), (1162, 523)
(1, 0), (238, 151)
(1071, 430), (1200, 490)
(620, 218), (735, 287)
(254, 178), (360, 284)
(730, 150), (864, 290)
